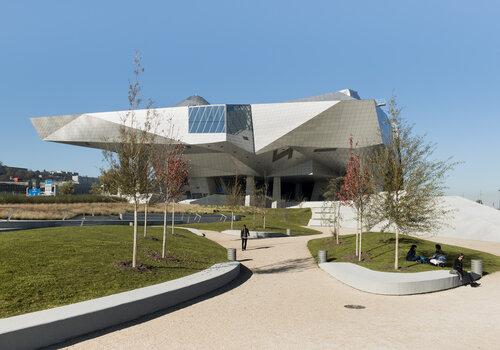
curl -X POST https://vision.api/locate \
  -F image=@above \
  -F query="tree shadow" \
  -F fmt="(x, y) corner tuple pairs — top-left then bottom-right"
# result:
(252, 257), (313, 274)
(44, 265), (253, 349)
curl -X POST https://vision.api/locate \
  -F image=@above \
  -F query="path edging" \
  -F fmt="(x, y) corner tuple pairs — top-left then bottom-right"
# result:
(0, 261), (240, 350)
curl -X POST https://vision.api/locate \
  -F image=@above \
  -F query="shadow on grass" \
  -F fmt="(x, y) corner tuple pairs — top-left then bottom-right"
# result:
(45, 265), (253, 350)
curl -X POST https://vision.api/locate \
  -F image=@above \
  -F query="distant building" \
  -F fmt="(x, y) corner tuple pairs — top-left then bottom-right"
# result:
(0, 181), (29, 195)
(71, 175), (99, 194)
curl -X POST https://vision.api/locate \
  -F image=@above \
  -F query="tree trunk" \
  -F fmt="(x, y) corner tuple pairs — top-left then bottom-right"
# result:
(355, 216), (359, 256)
(358, 214), (363, 261)
(132, 202), (138, 268)
(358, 228), (362, 262)
(336, 206), (340, 245)
(162, 201), (167, 258)
(171, 202), (175, 236)
(263, 213), (266, 230)
(394, 226), (399, 270)
(143, 201), (148, 237)
(231, 210), (234, 230)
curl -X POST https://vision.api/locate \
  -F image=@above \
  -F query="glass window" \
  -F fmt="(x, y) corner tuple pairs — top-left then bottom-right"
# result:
(376, 107), (392, 145)
(188, 105), (226, 133)
(226, 104), (252, 135)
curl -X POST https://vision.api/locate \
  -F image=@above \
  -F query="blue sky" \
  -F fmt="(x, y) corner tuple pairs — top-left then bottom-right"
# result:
(1, 1), (499, 206)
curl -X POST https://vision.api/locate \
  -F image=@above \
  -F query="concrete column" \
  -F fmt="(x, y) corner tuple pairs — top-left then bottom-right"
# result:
(272, 176), (281, 201)
(227, 248), (236, 261)
(318, 250), (327, 263)
(295, 183), (302, 201)
(311, 180), (327, 201)
(471, 259), (483, 277)
(245, 176), (255, 196)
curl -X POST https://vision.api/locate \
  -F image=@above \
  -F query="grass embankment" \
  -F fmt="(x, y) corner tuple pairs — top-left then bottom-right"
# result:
(183, 207), (317, 236)
(0, 226), (227, 318)
(308, 232), (500, 273)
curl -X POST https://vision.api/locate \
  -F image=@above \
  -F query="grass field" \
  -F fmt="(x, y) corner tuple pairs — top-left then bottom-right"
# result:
(0, 226), (227, 318)
(183, 208), (318, 236)
(308, 232), (500, 273)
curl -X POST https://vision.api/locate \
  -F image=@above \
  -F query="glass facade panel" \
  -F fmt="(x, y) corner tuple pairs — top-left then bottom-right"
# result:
(188, 105), (226, 133)
(376, 106), (392, 145)
(226, 104), (252, 135)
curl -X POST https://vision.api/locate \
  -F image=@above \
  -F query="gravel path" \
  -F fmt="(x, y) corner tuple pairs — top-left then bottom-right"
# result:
(60, 230), (500, 350)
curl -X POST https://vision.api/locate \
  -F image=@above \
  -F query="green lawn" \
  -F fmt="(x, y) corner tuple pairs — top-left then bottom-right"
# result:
(308, 232), (500, 273)
(183, 207), (318, 236)
(0, 226), (227, 318)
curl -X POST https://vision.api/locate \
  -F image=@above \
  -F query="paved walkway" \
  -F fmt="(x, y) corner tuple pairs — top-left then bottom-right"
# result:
(60, 230), (500, 350)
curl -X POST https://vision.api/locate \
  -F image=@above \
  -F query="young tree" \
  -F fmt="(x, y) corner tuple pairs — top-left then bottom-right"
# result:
(58, 181), (75, 195)
(226, 174), (244, 230)
(98, 168), (119, 195)
(323, 176), (344, 245)
(154, 141), (189, 259)
(370, 97), (457, 270)
(103, 52), (157, 268)
(339, 137), (374, 261)
(254, 176), (269, 230)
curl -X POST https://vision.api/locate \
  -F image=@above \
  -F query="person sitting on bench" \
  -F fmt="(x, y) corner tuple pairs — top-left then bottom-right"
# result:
(453, 253), (480, 287)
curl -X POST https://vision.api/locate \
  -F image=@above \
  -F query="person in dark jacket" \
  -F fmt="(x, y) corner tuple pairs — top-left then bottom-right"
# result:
(240, 224), (250, 251)
(453, 253), (480, 287)
(429, 244), (447, 267)
(406, 245), (427, 263)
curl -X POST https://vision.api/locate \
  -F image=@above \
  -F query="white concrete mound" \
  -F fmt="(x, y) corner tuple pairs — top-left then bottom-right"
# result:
(297, 196), (500, 243)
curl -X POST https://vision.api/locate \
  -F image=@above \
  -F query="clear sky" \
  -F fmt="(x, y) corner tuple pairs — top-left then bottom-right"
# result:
(1, 1), (499, 206)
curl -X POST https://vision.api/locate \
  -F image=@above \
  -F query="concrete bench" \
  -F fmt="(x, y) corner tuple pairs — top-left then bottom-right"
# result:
(319, 262), (480, 295)
(0, 262), (240, 350)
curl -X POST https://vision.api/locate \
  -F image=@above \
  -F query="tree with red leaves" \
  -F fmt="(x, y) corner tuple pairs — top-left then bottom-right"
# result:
(339, 137), (374, 261)
(154, 141), (189, 259)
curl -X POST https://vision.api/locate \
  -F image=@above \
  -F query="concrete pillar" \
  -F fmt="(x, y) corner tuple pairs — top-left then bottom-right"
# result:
(295, 183), (302, 201)
(227, 248), (236, 261)
(311, 180), (327, 201)
(318, 250), (327, 263)
(272, 176), (281, 201)
(471, 259), (482, 277)
(245, 176), (255, 196)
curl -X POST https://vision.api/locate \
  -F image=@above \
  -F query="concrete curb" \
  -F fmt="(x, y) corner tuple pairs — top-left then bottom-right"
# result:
(0, 261), (240, 350)
(319, 262), (479, 295)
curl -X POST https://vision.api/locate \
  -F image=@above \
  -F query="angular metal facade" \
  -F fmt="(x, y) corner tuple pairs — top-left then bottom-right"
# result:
(31, 89), (391, 201)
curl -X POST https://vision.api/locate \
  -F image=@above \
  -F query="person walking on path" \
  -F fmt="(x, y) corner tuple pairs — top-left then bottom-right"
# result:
(241, 224), (250, 251)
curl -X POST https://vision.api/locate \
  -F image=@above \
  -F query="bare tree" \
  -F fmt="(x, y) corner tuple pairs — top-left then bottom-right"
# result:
(323, 176), (344, 245)
(370, 97), (457, 270)
(154, 140), (189, 259)
(226, 174), (244, 230)
(254, 175), (269, 230)
(339, 137), (374, 261)
(102, 51), (157, 268)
